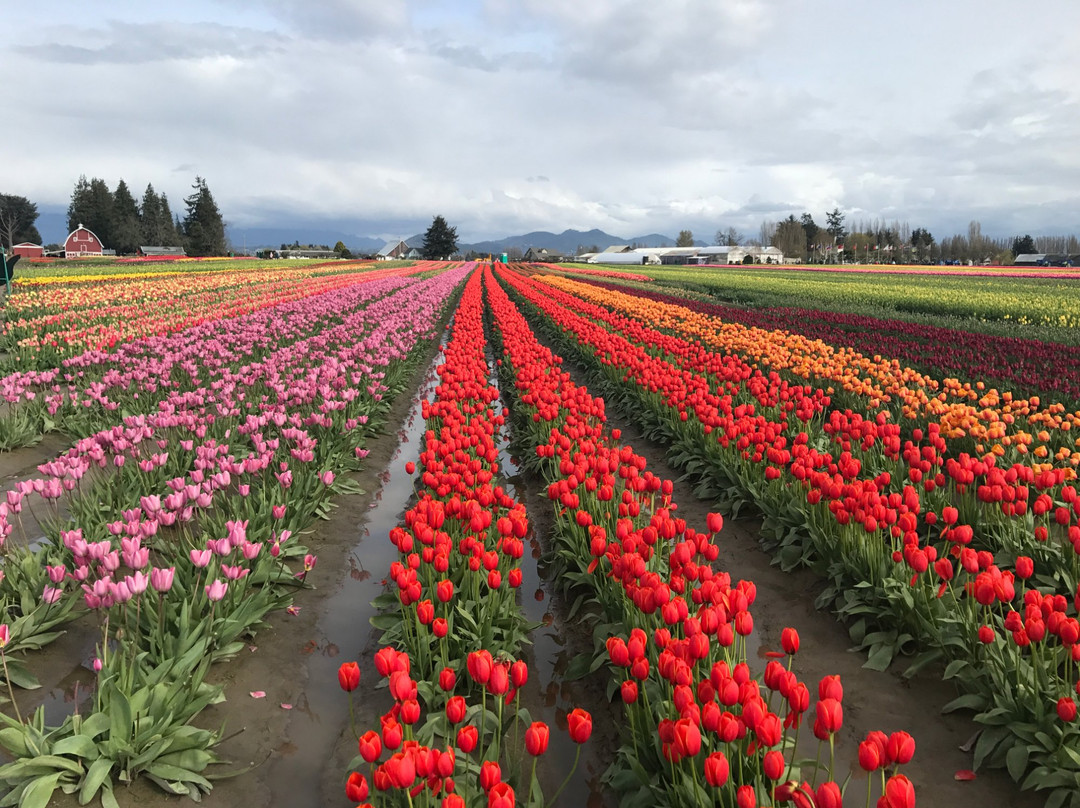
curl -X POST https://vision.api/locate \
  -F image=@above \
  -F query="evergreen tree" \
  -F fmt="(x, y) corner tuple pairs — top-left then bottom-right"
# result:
(182, 177), (226, 256)
(66, 176), (92, 234)
(0, 194), (42, 247)
(139, 183), (163, 245)
(825, 208), (847, 244)
(1012, 234), (1037, 256)
(676, 229), (694, 247)
(160, 195), (182, 247)
(420, 215), (458, 260)
(112, 179), (142, 255)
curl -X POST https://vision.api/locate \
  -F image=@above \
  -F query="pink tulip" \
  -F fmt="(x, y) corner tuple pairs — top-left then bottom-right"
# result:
(150, 567), (175, 593)
(190, 549), (212, 568)
(205, 579), (228, 602)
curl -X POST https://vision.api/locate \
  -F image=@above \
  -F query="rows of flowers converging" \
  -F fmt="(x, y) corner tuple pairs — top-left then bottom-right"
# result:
(576, 277), (1080, 407)
(2, 262), (438, 366)
(483, 266), (916, 808)
(340, 268), (593, 808)
(497, 266), (1080, 803)
(538, 273), (1080, 463)
(0, 267), (468, 804)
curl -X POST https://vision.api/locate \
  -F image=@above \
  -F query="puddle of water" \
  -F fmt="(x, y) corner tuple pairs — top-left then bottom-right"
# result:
(262, 340), (445, 807)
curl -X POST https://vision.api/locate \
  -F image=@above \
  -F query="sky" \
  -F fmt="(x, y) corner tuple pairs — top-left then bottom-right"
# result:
(6, 0), (1080, 244)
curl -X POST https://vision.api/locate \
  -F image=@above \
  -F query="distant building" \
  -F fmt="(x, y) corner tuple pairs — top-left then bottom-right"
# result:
(1014, 253), (1047, 266)
(10, 242), (44, 259)
(588, 251), (654, 266)
(523, 247), (567, 263)
(64, 224), (105, 258)
(377, 239), (410, 260)
(138, 246), (186, 257)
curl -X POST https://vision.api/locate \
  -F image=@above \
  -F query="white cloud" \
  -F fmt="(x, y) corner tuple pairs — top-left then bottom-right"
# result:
(4, 0), (1080, 242)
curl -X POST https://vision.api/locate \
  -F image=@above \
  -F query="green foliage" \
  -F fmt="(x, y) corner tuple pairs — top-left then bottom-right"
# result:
(110, 180), (141, 256)
(0, 195), (41, 247)
(421, 215), (458, 260)
(675, 229), (694, 247)
(181, 177), (226, 257)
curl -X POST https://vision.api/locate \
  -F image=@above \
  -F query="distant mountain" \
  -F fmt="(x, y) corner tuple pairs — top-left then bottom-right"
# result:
(457, 228), (703, 256)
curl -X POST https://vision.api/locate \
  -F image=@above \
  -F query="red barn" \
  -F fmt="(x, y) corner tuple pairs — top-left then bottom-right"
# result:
(11, 243), (44, 258)
(64, 224), (104, 257)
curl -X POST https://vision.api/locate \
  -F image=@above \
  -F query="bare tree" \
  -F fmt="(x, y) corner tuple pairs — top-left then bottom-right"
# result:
(715, 226), (742, 246)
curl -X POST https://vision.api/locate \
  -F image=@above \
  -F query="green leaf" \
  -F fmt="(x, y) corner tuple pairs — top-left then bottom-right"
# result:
(368, 613), (401, 631)
(49, 735), (99, 760)
(79, 757), (113, 805)
(942, 693), (986, 714)
(2, 660), (41, 690)
(562, 654), (595, 681)
(19, 773), (61, 808)
(107, 688), (132, 747)
(863, 644), (894, 672)
(1006, 744), (1030, 783)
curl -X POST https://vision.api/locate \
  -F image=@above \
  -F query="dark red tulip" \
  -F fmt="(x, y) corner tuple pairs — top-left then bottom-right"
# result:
(1058, 697), (1077, 722)
(781, 627), (800, 655)
(456, 724), (478, 753)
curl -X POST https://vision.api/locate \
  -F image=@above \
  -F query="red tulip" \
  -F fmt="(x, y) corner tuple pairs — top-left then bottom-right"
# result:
(763, 749), (785, 781)
(621, 680), (638, 704)
(882, 774), (915, 808)
(703, 751), (729, 787)
(978, 625), (995, 643)
(382, 717), (402, 750)
(400, 698), (420, 725)
(439, 667), (456, 692)
(816, 781), (842, 808)
(488, 781), (515, 808)
(358, 730), (382, 763)
(405, 461), (415, 474)
(511, 659), (528, 689)
(338, 661), (360, 692)
(781, 627), (800, 655)
(736, 784), (757, 808)
(436, 579), (454, 602)
(815, 698), (843, 735)
(446, 695), (467, 724)
(858, 739), (882, 771)
(345, 772), (368, 802)
(456, 725), (478, 753)
(707, 512), (723, 533)
(525, 721), (550, 756)
(672, 717), (701, 758)
(479, 760), (502, 791)
(1058, 697), (1077, 722)
(567, 708), (593, 743)
(886, 731), (915, 765)
(1015, 556), (1034, 580)
(385, 751), (415, 789)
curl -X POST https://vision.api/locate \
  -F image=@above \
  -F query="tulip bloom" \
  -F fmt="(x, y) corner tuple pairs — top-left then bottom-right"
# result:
(525, 721), (550, 756)
(567, 708), (592, 743)
(345, 772), (368, 802)
(204, 579), (227, 602)
(358, 730), (382, 763)
(704, 751), (729, 787)
(337, 661), (360, 692)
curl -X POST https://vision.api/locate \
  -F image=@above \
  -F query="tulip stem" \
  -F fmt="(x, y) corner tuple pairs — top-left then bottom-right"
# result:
(0, 649), (24, 725)
(546, 744), (579, 808)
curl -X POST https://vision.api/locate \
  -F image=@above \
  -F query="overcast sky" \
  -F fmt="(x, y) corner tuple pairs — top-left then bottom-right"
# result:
(6, 1), (1080, 242)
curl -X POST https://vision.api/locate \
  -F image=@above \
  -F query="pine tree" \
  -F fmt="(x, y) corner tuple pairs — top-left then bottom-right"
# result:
(66, 176), (92, 234)
(420, 215), (458, 260)
(182, 177), (226, 257)
(139, 183), (162, 245)
(112, 179), (141, 255)
(160, 195), (182, 247)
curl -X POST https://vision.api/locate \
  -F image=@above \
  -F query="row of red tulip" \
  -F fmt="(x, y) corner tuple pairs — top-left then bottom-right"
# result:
(482, 266), (915, 808)
(342, 268), (592, 808)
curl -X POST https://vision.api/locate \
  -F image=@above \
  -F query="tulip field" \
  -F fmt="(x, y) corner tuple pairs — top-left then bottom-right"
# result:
(0, 258), (1077, 808)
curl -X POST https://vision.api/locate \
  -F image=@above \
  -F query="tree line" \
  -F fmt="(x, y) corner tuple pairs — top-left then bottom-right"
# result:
(714, 210), (1079, 265)
(66, 175), (226, 257)
(0, 177), (227, 257)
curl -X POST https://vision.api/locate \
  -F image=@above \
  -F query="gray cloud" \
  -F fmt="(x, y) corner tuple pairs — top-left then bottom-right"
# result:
(5, 0), (1080, 242)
